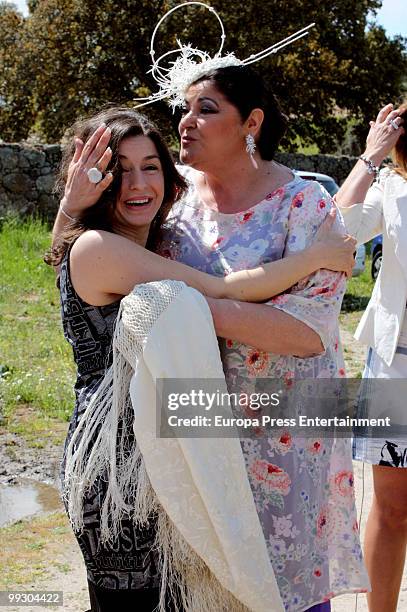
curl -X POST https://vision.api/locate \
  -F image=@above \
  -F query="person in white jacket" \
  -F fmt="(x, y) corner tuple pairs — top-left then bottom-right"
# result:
(336, 102), (407, 612)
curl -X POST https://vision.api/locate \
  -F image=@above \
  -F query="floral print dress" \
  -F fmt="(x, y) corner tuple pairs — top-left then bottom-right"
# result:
(160, 170), (370, 612)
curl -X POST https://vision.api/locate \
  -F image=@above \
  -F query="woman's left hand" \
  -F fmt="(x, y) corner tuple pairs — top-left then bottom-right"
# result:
(61, 124), (114, 217)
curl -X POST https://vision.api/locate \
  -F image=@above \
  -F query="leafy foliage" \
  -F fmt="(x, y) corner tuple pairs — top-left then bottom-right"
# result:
(0, 0), (406, 151)
(0, 2), (35, 140)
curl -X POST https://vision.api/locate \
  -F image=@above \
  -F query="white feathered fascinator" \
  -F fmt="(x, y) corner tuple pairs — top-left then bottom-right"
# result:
(135, 2), (315, 111)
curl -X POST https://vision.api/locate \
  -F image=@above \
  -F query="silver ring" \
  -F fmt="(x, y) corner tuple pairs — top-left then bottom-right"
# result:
(87, 167), (103, 184)
(389, 118), (400, 131)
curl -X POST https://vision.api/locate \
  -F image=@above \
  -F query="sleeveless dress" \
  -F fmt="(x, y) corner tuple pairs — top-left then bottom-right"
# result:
(59, 250), (161, 596)
(160, 169), (370, 612)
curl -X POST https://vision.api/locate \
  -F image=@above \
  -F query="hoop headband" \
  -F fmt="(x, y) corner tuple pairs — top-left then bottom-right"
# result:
(135, 2), (315, 111)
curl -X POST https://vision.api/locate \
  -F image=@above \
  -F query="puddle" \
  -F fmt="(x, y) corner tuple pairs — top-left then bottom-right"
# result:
(0, 478), (62, 527)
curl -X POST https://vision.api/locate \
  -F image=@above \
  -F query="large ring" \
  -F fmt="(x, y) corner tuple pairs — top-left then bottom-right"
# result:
(87, 167), (103, 184)
(389, 118), (400, 131)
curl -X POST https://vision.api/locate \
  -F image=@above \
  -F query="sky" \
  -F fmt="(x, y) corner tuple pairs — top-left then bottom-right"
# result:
(10, 0), (407, 39)
(372, 0), (407, 38)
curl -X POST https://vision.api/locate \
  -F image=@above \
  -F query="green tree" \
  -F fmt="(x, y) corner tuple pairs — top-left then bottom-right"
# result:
(12, 0), (173, 141)
(0, 2), (35, 141)
(0, 0), (406, 151)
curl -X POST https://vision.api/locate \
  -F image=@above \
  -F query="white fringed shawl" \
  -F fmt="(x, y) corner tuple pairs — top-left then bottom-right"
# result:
(63, 280), (284, 612)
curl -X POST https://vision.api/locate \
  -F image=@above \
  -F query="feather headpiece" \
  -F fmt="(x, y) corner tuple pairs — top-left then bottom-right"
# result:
(135, 2), (315, 111)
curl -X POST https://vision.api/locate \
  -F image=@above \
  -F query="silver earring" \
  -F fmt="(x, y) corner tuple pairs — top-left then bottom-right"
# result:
(245, 134), (256, 156)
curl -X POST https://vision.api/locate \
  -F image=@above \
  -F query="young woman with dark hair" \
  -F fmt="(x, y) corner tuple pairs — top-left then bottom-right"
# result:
(52, 104), (356, 612)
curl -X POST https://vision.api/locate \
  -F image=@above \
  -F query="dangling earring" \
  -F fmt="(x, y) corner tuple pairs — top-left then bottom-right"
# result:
(245, 134), (256, 157)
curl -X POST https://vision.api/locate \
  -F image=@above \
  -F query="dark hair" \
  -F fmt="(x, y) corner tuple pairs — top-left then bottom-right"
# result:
(47, 106), (186, 266)
(192, 65), (288, 160)
(392, 100), (407, 180)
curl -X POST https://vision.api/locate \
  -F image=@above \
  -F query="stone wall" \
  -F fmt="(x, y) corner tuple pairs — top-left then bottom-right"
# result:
(0, 143), (359, 223)
(0, 144), (61, 222)
(275, 152), (358, 185)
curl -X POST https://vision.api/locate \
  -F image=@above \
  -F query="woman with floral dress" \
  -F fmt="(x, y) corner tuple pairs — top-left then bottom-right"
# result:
(53, 66), (369, 612)
(159, 65), (370, 611)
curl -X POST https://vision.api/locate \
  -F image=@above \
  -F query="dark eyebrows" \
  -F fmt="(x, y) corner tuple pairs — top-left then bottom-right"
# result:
(198, 96), (219, 107)
(183, 96), (219, 107)
(118, 154), (160, 161)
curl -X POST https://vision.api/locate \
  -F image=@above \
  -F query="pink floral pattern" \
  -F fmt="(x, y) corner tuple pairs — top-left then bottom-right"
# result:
(161, 171), (369, 611)
(245, 349), (270, 376)
(250, 459), (292, 495)
(332, 470), (355, 499)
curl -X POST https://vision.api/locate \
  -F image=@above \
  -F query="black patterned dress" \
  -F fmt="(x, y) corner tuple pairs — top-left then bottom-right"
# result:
(59, 250), (161, 604)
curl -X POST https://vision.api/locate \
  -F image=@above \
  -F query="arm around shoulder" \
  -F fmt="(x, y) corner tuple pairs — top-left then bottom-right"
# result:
(69, 230), (223, 306)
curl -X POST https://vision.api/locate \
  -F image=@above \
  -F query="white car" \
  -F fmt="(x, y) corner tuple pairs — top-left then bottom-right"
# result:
(295, 170), (365, 277)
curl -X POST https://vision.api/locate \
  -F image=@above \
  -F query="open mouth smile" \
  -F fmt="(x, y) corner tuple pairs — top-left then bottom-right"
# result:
(125, 198), (153, 208)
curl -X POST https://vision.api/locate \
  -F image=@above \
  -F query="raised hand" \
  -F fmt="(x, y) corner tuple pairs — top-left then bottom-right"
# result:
(61, 124), (114, 217)
(365, 103), (405, 165)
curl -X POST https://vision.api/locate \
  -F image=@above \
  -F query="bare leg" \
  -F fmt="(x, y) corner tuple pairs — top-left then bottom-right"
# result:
(364, 465), (407, 612)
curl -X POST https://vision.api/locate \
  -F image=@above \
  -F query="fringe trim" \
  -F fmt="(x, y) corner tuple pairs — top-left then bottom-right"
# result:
(137, 458), (251, 612)
(62, 297), (252, 611)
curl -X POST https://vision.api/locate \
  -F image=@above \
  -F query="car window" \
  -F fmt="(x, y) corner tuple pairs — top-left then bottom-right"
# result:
(296, 172), (339, 197)
(318, 180), (339, 197)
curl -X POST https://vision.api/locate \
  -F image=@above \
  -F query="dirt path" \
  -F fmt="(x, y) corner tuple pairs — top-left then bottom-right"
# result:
(3, 537), (90, 612)
(340, 328), (367, 378)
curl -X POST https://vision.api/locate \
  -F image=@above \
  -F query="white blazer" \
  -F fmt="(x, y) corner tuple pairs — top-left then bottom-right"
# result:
(338, 168), (407, 366)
